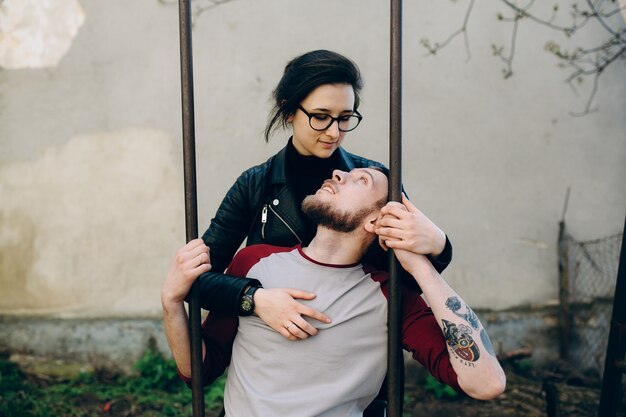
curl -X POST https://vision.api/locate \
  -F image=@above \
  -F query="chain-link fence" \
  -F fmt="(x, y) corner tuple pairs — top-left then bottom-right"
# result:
(560, 228), (623, 377)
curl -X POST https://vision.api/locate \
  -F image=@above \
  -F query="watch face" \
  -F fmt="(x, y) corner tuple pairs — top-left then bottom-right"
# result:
(241, 295), (253, 312)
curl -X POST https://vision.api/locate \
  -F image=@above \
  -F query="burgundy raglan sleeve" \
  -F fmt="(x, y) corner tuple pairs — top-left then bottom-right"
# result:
(177, 313), (239, 388)
(371, 269), (463, 393)
(178, 246), (266, 388)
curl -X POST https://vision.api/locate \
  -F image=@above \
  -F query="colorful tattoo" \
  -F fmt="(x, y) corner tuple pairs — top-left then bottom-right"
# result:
(480, 329), (496, 357)
(445, 296), (480, 330)
(442, 319), (480, 364)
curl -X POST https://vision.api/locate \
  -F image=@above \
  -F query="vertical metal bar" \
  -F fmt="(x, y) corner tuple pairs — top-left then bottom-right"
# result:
(388, 0), (404, 416)
(558, 219), (570, 361)
(177, 1), (205, 416)
(543, 378), (560, 417)
(598, 217), (626, 417)
(558, 188), (570, 361)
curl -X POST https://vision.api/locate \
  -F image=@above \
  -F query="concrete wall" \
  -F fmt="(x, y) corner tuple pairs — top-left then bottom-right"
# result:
(1, 0), (624, 362)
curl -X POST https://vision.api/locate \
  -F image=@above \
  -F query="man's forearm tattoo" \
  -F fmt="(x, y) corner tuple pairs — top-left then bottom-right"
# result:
(445, 296), (479, 330)
(445, 296), (497, 358)
(442, 319), (480, 365)
(480, 329), (496, 357)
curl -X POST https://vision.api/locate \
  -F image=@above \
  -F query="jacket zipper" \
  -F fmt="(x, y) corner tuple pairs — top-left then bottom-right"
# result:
(261, 204), (268, 240)
(267, 204), (303, 243)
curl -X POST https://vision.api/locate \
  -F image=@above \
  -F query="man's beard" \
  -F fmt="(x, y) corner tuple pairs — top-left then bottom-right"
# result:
(301, 195), (374, 233)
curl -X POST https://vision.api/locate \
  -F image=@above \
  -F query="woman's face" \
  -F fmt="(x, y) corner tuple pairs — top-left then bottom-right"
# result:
(289, 83), (356, 158)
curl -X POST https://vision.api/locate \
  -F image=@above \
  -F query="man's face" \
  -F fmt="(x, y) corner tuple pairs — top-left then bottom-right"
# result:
(301, 168), (388, 233)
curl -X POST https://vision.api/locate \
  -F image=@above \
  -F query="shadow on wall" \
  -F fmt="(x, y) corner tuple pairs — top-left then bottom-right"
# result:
(0, 128), (183, 315)
(0, 211), (36, 308)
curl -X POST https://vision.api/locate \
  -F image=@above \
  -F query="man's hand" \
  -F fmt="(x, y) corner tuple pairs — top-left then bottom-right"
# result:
(254, 288), (332, 341)
(161, 238), (211, 307)
(375, 194), (446, 256)
(392, 247), (436, 280)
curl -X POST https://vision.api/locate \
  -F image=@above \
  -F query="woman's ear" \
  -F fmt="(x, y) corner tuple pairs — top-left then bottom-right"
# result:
(282, 99), (294, 123)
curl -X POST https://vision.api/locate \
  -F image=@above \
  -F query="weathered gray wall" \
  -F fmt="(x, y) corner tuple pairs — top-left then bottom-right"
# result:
(0, 0), (624, 365)
(0, 307), (563, 374)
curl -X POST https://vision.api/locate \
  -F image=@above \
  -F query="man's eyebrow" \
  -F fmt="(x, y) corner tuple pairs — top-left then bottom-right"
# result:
(355, 168), (375, 184)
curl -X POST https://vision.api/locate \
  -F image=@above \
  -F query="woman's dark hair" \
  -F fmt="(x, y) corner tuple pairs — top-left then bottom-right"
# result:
(264, 50), (364, 142)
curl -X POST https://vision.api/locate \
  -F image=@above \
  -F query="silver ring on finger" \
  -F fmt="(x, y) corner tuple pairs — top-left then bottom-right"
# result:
(285, 323), (294, 331)
(198, 253), (204, 264)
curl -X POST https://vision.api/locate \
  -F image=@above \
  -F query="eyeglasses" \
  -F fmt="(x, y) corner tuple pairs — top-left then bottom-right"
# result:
(297, 105), (363, 132)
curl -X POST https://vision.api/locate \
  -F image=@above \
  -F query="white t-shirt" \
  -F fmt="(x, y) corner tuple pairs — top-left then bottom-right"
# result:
(224, 245), (388, 417)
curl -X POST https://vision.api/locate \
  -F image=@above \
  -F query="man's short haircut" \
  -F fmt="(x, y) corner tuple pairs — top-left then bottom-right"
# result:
(367, 166), (389, 210)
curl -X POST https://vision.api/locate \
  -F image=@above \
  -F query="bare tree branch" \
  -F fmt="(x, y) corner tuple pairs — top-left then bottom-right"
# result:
(158, 0), (239, 23)
(570, 70), (600, 116)
(195, 0), (241, 20)
(500, 0), (594, 35)
(492, 12), (520, 79)
(423, 0), (626, 115)
(586, 0), (622, 39)
(421, 0), (475, 61)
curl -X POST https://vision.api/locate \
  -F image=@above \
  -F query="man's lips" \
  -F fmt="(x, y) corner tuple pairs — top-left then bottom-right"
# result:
(320, 180), (336, 194)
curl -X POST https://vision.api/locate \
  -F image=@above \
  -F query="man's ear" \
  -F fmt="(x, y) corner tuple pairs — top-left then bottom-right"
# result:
(363, 214), (380, 234)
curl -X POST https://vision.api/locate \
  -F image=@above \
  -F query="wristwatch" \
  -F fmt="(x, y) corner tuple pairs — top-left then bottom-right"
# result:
(239, 285), (260, 316)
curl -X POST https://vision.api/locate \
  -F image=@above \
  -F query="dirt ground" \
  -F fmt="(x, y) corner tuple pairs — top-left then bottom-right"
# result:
(404, 363), (605, 417)
(12, 358), (625, 417)
(209, 362), (617, 417)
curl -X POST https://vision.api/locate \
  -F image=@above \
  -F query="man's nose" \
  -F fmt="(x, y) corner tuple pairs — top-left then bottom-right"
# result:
(332, 169), (347, 183)
(325, 119), (340, 139)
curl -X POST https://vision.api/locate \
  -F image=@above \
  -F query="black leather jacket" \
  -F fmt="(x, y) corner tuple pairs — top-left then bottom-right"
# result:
(197, 144), (452, 315)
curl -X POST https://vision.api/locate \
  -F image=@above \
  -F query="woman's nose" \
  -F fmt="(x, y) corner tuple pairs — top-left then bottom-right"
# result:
(325, 120), (340, 139)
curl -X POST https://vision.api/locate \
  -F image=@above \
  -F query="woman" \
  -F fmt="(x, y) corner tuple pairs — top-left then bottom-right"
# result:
(171, 49), (452, 340)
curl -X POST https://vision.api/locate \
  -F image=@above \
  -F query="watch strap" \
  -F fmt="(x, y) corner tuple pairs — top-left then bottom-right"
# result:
(240, 285), (260, 316)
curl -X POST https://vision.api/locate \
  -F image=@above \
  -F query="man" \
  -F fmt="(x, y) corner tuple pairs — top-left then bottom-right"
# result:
(162, 168), (506, 416)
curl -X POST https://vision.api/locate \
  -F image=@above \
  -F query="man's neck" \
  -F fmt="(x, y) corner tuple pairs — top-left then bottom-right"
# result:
(302, 227), (369, 265)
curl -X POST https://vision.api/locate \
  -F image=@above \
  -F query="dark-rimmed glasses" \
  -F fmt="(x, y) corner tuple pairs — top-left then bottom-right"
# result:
(297, 105), (363, 132)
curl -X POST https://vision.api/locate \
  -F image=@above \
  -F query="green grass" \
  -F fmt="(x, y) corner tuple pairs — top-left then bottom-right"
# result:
(511, 358), (534, 376)
(423, 374), (458, 399)
(0, 346), (225, 417)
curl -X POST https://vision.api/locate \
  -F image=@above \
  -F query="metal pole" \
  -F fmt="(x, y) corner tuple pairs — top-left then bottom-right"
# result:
(558, 188), (571, 361)
(558, 221), (570, 360)
(388, 0), (404, 416)
(177, 1), (205, 416)
(598, 217), (626, 417)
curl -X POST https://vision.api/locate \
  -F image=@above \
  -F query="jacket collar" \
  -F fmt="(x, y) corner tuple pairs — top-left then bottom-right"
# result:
(269, 139), (356, 186)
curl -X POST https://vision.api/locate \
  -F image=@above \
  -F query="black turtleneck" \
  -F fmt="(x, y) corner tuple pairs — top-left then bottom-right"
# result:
(285, 138), (341, 237)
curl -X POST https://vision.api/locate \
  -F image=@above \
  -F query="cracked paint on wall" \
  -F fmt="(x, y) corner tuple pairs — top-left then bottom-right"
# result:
(0, 128), (184, 316)
(0, 0), (85, 69)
